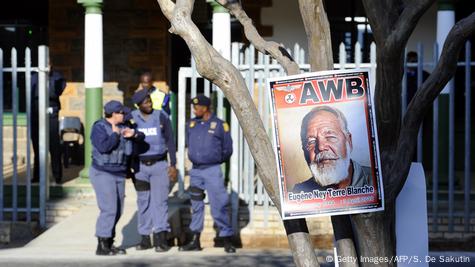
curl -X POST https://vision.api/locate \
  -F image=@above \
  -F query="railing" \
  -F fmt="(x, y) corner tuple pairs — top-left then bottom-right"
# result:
(178, 40), (474, 233)
(0, 46), (49, 227)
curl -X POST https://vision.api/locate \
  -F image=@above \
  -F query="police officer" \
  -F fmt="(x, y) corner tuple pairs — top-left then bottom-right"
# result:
(180, 94), (236, 253)
(90, 100), (143, 256)
(30, 65), (66, 183)
(131, 89), (178, 252)
(138, 72), (171, 115)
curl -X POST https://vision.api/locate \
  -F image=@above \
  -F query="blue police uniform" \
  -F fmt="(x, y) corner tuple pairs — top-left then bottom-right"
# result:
(90, 100), (138, 255)
(31, 70), (66, 183)
(180, 95), (235, 253)
(186, 110), (233, 233)
(131, 89), (177, 252)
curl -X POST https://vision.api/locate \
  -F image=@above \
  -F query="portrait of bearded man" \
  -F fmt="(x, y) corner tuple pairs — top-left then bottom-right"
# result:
(292, 105), (373, 193)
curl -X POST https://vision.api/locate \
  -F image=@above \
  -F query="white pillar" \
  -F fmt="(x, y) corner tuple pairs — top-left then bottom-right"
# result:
(212, 12), (231, 60)
(78, 0), (103, 178)
(208, 1), (231, 119)
(85, 13), (103, 88)
(437, 2), (454, 94)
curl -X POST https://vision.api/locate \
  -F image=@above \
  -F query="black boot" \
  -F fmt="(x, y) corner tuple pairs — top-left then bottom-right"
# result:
(136, 235), (152, 250)
(154, 231), (171, 252)
(223, 236), (236, 253)
(96, 237), (115, 256)
(179, 232), (202, 251)
(108, 238), (126, 255)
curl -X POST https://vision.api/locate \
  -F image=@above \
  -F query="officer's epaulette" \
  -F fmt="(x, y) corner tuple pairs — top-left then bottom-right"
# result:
(222, 122), (230, 132)
(189, 120), (196, 128)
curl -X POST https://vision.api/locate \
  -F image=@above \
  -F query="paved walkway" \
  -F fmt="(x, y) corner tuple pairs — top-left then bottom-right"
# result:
(0, 181), (312, 266)
(0, 180), (474, 266)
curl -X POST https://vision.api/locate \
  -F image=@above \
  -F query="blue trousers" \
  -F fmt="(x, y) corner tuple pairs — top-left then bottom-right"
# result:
(189, 165), (233, 237)
(90, 166), (125, 238)
(135, 160), (170, 235)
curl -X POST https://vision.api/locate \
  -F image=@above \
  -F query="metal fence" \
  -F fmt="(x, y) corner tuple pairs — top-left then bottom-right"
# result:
(0, 46), (49, 227)
(177, 41), (474, 234)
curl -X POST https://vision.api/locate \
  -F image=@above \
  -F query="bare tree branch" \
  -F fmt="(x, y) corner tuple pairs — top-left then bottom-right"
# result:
(362, 0), (432, 154)
(156, 0), (320, 265)
(156, 0), (175, 20)
(176, 0), (194, 14)
(386, 0), (435, 51)
(216, 0), (300, 75)
(362, 0), (402, 45)
(298, 0), (333, 71)
(296, 1), (360, 265)
(388, 12), (475, 201)
(157, 0), (280, 209)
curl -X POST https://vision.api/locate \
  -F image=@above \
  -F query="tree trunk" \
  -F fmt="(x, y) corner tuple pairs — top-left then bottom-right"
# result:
(373, 49), (404, 154)
(352, 203), (396, 267)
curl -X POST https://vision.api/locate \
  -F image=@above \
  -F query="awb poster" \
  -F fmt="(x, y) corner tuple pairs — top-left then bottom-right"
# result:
(267, 69), (384, 219)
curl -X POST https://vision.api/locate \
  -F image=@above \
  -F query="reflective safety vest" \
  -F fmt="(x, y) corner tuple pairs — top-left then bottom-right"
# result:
(92, 119), (132, 167)
(150, 89), (166, 110)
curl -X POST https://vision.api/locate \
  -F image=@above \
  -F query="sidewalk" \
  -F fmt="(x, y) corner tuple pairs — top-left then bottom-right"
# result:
(0, 180), (321, 266)
(0, 180), (473, 267)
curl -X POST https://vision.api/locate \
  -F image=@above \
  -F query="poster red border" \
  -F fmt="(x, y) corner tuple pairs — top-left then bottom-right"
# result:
(267, 69), (384, 219)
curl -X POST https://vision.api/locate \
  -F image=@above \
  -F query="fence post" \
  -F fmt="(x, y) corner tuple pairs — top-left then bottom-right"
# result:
(230, 43), (240, 233)
(432, 43), (439, 232)
(191, 57), (197, 118)
(0, 48), (3, 221)
(464, 41), (471, 232)
(370, 42), (377, 90)
(339, 42), (346, 70)
(169, 91), (178, 136)
(38, 45), (50, 228)
(25, 47), (32, 222)
(402, 47), (408, 116)
(11, 48), (18, 222)
(293, 43), (300, 64)
(177, 68), (187, 197)
(355, 42), (361, 69)
(417, 43), (424, 163)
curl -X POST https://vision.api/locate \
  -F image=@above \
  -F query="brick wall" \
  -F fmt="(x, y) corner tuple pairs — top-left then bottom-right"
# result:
(49, 0), (170, 104)
(58, 82), (123, 123)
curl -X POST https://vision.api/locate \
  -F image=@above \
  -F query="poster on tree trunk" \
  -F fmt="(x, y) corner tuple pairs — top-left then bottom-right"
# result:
(267, 69), (384, 219)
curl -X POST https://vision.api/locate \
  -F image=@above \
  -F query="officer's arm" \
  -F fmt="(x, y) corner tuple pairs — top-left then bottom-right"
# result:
(133, 130), (145, 141)
(129, 122), (145, 141)
(31, 73), (38, 100)
(53, 72), (67, 96)
(91, 123), (121, 153)
(220, 121), (233, 162)
(185, 122), (189, 148)
(162, 94), (171, 115)
(58, 77), (66, 95)
(160, 112), (177, 166)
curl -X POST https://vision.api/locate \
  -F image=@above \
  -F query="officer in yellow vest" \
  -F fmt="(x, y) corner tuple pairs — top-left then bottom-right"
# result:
(138, 72), (171, 115)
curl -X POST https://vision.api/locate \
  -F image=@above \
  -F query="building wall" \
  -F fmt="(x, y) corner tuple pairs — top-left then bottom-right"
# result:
(260, 2), (439, 67)
(48, 0), (170, 105)
(407, 3), (438, 70)
(261, 1), (308, 57)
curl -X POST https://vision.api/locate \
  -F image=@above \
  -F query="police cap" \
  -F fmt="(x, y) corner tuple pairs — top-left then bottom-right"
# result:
(104, 100), (124, 114)
(123, 106), (132, 121)
(191, 94), (211, 107)
(132, 89), (150, 105)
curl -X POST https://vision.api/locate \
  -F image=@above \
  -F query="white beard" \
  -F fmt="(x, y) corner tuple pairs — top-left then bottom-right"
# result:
(310, 143), (351, 187)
